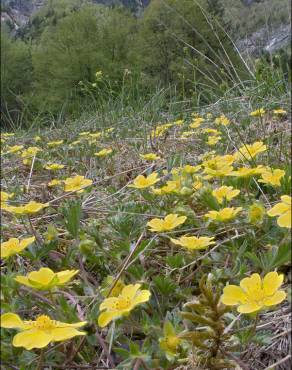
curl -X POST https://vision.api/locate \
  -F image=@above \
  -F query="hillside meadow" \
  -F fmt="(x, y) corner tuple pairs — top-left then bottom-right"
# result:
(1, 1), (291, 370)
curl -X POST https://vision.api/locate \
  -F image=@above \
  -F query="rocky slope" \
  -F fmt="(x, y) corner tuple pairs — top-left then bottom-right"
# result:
(1, 0), (290, 55)
(1, 0), (149, 28)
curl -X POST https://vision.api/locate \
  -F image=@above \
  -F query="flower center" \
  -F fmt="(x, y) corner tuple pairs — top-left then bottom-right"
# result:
(33, 315), (56, 330)
(115, 298), (131, 310)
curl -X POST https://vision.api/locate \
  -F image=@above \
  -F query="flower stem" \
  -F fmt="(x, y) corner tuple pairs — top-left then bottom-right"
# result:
(250, 312), (259, 340)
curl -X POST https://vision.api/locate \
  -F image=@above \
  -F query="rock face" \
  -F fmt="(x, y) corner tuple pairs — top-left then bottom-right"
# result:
(1, 0), (150, 28)
(237, 24), (290, 57)
(1, 0), (290, 56)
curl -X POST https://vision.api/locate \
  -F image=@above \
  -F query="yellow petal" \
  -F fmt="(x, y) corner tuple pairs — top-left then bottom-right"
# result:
(98, 311), (118, 327)
(280, 195), (291, 204)
(147, 219), (163, 231)
(121, 284), (141, 300)
(263, 290), (286, 306)
(267, 203), (289, 217)
(51, 327), (86, 341)
(14, 276), (32, 287)
(19, 236), (35, 249)
(221, 285), (247, 305)
(1, 313), (25, 329)
(170, 238), (182, 246)
(13, 329), (53, 350)
(240, 273), (262, 296)
(263, 272), (284, 296)
(100, 297), (119, 311)
(173, 216), (187, 227)
(56, 270), (79, 284)
(0, 245), (10, 258)
(132, 290), (151, 306)
(28, 268), (55, 285)
(55, 321), (87, 328)
(277, 211), (291, 228)
(237, 303), (262, 313)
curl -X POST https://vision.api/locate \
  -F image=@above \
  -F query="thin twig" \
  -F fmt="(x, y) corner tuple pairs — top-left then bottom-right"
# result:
(26, 154), (36, 192)
(106, 230), (146, 298)
(264, 354), (291, 370)
(94, 325), (115, 368)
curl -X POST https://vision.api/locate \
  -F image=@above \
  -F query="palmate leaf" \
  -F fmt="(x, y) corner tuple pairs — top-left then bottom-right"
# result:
(246, 242), (291, 272)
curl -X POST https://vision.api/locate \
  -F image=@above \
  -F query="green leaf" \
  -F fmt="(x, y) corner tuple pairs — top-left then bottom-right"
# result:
(61, 199), (82, 238)
(271, 243), (291, 269)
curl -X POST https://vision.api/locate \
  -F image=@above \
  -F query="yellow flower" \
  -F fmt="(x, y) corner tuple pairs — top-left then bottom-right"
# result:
(44, 163), (65, 171)
(15, 267), (79, 290)
(64, 175), (92, 193)
(94, 148), (113, 157)
(221, 272), (286, 313)
(202, 156), (234, 178)
(34, 136), (41, 142)
(182, 165), (201, 174)
(79, 131), (90, 137)
(205, 207), (242, 222)
(181, 131), (194, 138)
(1, 237), (35, 258)
(150, 124), (172, 138)
(4, 201), (48, 215)
(152, 180), (179, 195)
(258, 168), (285, 187)
(203, 128), (220, 135)
(2, 133), (14, 138)
(159, 321), (181, 357)
(170, 235), (215, 250)
(215, 114), (230, 126)
(4, 145), (24, 154)
(273, 109), (287, 115)
(235, 141), (267, 161)
(1, 191), (11, 202)
(174, 119), (184, 126)
(89, 132), (101, 139)
(147, 214), (187, 232)
(47, 140), (64, 147)
(140, 153), (161, 161)
(230, 166), (262, 178)
(70, 140), (81, 146)
(190, 117), (204, 129)
(212, 186), (240, 204)
(248, 202), (265, 225)
(207, 136), (221, 146)
(267, 195), (291, 228)
(48, 179), (62, 187)
(250, 108), (265, 117)
(129, 173), (160, 189)
(0, 313), (86, 350)
(98, 283), (151, 327)
(21, 147), (41, 165)
(1, 191), (14, 208)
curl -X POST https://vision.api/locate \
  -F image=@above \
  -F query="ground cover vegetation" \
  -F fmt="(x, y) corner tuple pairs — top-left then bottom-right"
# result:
(1, 90), (291, 368)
